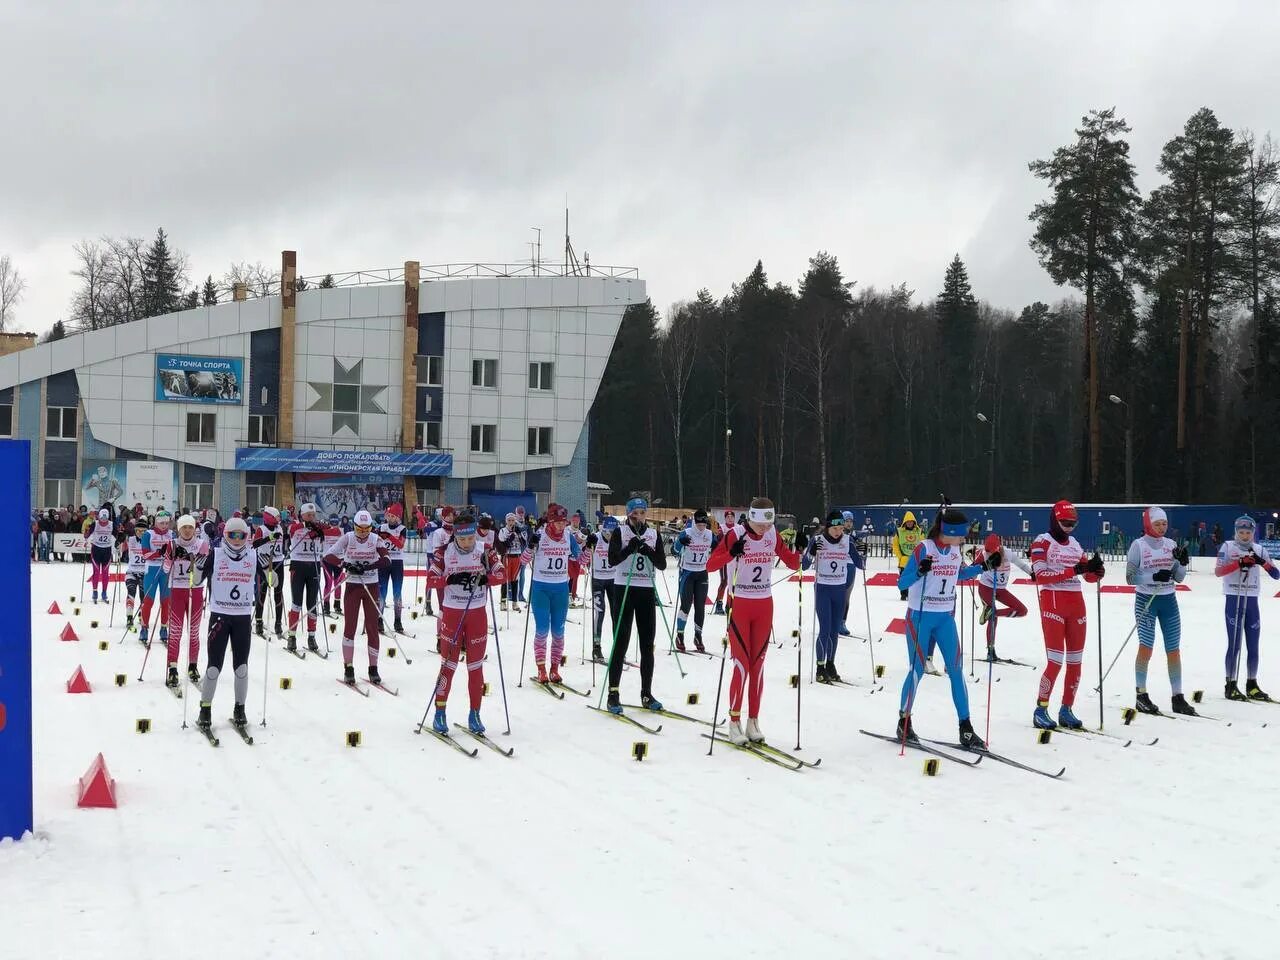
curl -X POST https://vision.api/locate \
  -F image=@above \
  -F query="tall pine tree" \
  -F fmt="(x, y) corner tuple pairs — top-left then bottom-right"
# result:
(141, 228), (182, 318)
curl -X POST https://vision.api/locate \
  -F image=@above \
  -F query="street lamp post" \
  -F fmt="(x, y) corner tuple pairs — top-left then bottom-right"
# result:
(976, 412), (995, 502)
(724, 427), (733, 506)
(1109, 395), (1133, 502)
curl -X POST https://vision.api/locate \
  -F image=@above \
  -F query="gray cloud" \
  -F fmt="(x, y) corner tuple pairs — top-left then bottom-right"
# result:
(1, 0), (1275, 333)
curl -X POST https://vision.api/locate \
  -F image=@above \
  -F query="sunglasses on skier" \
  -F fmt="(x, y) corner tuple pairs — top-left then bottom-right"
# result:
(225, 530), (248, 541)
(1059, 519), (1077, 529)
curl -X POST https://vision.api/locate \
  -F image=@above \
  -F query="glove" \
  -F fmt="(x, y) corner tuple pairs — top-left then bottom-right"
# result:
(269, 528), (282, 540)
(1152, 568), (1173, 582)
(1073, 560), (1088, 575)
(446, 571), (474, 587)
(1238, 553), (1258, 568)
(342, 561), (363, 575)
(1086, 554), (1105, 575)
(308, 523), (325, 540)
(918, 555), (934, 574)
(627, 536), (645, 557)
(584, 532), (597, 550)
(173, 545), (189, 561)
(986, 550), (1003, 570)
(794, 530), (809, 554)
(729, 534), (748, 559)
(475, 571), (489, 587)
(1173, 546), (1190, 565)
(528, 531), (541, 550)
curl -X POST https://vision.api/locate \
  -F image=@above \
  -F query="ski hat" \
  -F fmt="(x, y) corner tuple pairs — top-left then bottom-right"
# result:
(505, 512), (517, 523)
(441, 505), (456, 522)
(454, 512), (477, 537)
(602, 515), (620, 532)
(984, 533), (1002, 554)
(154, 510), (171, 528)
(478, 513), (493, 531)
(177, 514), (197, 531)
(841, 510), (854, 523)
(300, 502), (318, 518)
(1236, 515), (1256, 534)
(134, 516), (149, 530)
(626, 496), (648, 514)
(546, 503), (568, 524)
(826, 509), (844, 529)
(937, 508), (968, 539)
(693, 509), (709, 525)
(1142, 506), (1167, 536)
(353, 509), (373, 529)
(386, 502), (403, 518)
(98, 508), (109, 520)
(223, 516), (250, 539)
(262, 505), (280, 526)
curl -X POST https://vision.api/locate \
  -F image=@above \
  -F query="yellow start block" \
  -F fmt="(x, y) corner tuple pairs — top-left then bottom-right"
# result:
(98, 641), (109, 651)
(789, 674), (800, 688)
(90, 620), (100, 629)
(387, 647), (397, 658)
(346, 731), (362, 747)
(922, 758), (939, 776)
(632, 741), (649, 761)
(114, 674), (127, 687)
(875, 664), (886, 678)
(1037, 729), (1052, 745)
(279, 677), (293, 690)
(136, 718), (152, 734)
(686, 692), (700, 705)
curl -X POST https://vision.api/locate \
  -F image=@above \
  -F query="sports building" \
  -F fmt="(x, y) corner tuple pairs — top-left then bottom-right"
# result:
(1, 254), (645, 520)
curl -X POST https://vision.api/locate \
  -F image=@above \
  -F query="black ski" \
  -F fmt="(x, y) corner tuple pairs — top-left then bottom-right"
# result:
(337, 678), (371, 697)
(228, 720), (255, 745)
(859, 729), (983, 767)
(368, 681), (400, 696)
(283, 643), (307, 661)
(587, 705), (662, 734)
(529, 678), (566, 700)
(551, 679), (591, 698)
(984, 656), (1037, 669)
(166, 683), (184, 700)
(622, 704), (723, 727)
(453, 723), (514, 757)
(701, 732), (802, 771)
(924, 739), (1066, 779)
(748, 738), (821, 768)
(414, 726), (479, 757)
(194, 724), (220, 747)
(1047, 725), (1136, 748)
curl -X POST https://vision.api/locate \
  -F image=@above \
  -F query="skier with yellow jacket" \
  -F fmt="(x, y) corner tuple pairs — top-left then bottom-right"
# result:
(892, 511), (924, 600)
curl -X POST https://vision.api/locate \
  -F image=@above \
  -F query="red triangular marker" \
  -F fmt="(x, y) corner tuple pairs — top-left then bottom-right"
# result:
(77, 753), (117, 809)
(885, 617), (907, 635)
(48, 600), (62, 615)
(60, 623), (80, 642)
(66, 666), (92, 694)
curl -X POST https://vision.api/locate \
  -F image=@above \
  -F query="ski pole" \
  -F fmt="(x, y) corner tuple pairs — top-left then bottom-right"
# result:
(108, 546), (120, 628)
(487, 586), (512, 735)
(181, 554), (192, 730)
(517, 574), (533, 688)
(1095, 591), (1158, 690)
(985, 590), (995, 744)
(653, 585), (687, 678)
(861, 559), (877, 683)
(795, 567), (803, 751)
(135, 574), (163, 678)
(597, 554), (637, 710)
(418, 580), (479, 733)
(1095, 577), (1104, 729)
(1230, 567), (1248, 684)
(262, 559), (273, 726)
(706, 562), (742, 756)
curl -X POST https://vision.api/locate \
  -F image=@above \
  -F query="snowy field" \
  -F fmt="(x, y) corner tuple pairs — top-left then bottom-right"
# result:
(5, 554), (1278, 960)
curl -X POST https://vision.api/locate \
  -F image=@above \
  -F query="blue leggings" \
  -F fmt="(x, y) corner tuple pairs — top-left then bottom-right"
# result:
(1135, 593), (1182, 695)
(814, 582), (846, 663)
(899, 609), (970, 720)
(378, 559), (405, 612)
(1225, 595), (1261, 681)
(530, 580), (570, 665)
(143, 566), (170, 601)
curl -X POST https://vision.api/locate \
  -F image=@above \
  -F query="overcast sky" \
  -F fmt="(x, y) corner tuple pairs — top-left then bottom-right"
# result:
(2, 1), (1277, 336)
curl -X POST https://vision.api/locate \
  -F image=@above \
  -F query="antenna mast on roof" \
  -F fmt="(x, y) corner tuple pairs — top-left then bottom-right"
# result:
(565, 205), (585, 276)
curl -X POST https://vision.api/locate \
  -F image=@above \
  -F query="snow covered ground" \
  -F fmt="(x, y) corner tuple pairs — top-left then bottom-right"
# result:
(4, 554), (1278, 960)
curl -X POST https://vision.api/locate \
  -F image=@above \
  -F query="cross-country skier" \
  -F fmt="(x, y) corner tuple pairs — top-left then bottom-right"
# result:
(672, 509), (717, 653)
(252, 506), (285, 637)
(892, 511), (924, 600)
(377, 502), (408, 634)
(286, 502), (326, 653)
(124, 517), (147, 629)
(1216, 515), (1278, 701)
(568, 511), (587, 608)
(974, 533), (1030, 660)
(165, 514), (211, 689)
(1030, 501), (1105, 729)
(803, 510), (857, 682)
(1127, 506), (1192, 716)
(894, 507), (987, 748)
(324, 509), (391, 685)
(429, 511), (504, 734)
(84, 508), (116, 604)
(838, 511), (866, 637)
(139, 509), (174, 647)
(523, 503), (580, 684)
(706, 497), (801, 745)
(426, 505), (456, 616)
(712, 509), (736, 615)
(196, 516), (263, 734)
(322, 515), (345, 616)
(585, 515), (619, 662)
(605, 497), (669, 715)
(497, 513), (528, 612)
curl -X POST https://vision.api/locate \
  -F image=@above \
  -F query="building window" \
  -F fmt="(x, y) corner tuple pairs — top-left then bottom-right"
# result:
(0, 405), (12, 438)
(46, 406), (77, 440)
(333, 384), (359, 413)
(183, 482), (214, 511)
(471, 358), (497, 389)
(470, 423), (496, 454)
(43, 478), (77, 509)
(418, 355), (443, 387)
(245, 484), (276, 514)
(527, 426), (552, 456)
(1021, 519), (1029, 533)
(1102, 520), (1111, 536)
(528, 361), (554, 391)
(186, 412), (216, 444)
(248, 414), (277, 446)
(416, 420), (442, 450)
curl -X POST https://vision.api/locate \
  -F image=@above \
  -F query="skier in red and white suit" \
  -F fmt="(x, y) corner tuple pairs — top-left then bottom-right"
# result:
(706, 497), (800, 746)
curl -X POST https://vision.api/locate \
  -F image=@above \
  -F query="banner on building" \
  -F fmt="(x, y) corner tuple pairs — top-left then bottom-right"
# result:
(295, 473), (404, 520)
(126, 461), (176, 514)
(80, 459), (126, 510)
(236, 447), (452, 476)
(155, 354), (244, 404)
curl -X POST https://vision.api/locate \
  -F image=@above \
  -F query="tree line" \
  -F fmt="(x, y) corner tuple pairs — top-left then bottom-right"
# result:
(590, 106), (1280, 515)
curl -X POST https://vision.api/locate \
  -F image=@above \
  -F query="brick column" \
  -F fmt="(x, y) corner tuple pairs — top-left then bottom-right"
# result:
(276, 250), (297, 508)
(402, 261), (420, 509)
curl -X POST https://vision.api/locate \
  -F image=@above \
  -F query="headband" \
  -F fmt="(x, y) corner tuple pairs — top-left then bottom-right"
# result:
(748, 506), (774, 524)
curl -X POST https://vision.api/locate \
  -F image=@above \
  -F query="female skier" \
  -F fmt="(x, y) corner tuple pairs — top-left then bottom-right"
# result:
(86, 508), (116, 604)
(139, 509), (174, 646)
(497, 513), (528, 612)
(124, 517), (148, 630)
(165, 514), (211, 689)
(1216, 515), (1278, 701)
(804, 510), (857, 682)
(523, 503), (580, 684)
(196, 516), (264, 734)
(1127, 506), (1191, 716)
(672, 509), (717, 653)
(323, 509), (391, 686)
(286, 502), (326, 653)
(377, 503), (409, 634)
(974, 533), (1031, 661)
(606, 497), (668, 715)
(585, 515), (619, 663)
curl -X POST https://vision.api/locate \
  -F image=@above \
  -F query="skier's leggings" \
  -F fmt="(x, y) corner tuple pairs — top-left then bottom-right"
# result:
(1224, 594), (1261, 681)
(141, 565), (170, 628)
(978, 584), (1027, 648)
(727, 595), (772, 720)
(677, 570), (708, 642)
(530, 579), (570, 666)
(288, 562), (321, 634)
(435, 606), (488, 710)
(90, 545), (113, 594)
(1037, 589), (1086, 708)
(342, 582), (381, 667)
(503, 556), (522, 603)
(125, 572), (142, 610)
(900, 609), (970, 719)
(378, 559), (405, 614)
(814, 582), (846, 663)
(592, 579), (618, 641)
(608, 585), (656, 696)
(201, 613), (251, 705)
(167, 586), (204, 666)
(1135, 592), (1182, 695)
(254, 561), (284, 623)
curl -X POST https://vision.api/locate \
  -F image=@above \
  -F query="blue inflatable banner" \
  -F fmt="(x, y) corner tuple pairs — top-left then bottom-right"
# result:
(0, 440), (33, 840)
(235, 447), (453, 477)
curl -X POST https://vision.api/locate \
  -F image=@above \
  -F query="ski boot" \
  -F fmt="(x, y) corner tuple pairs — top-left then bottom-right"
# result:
(816, 662), (831, 683)
(1171, 693), (1199, 716)
(899, 589), (908, 601)
(159, 625), (169, 644)
(549, 663), (563, 684)
(423, 600), (433, 617)
(255, 617), (265, 637)
(1057, 705), (1084, 729)
(536, 663), (549, 684)
(1135, 689), (1161, 714)
(1247, 680), (1273, 702)
(1225, 679), (1249, 701)
(500, 599), (509, 612)
(188, 663), (201, 684)
(92, 590), (99, 604)
(694, 636), (707, 653)
(592, 642), (605, 663)
(896, 711), (919, 744)
(285, 633), (298, 653)
(675, 635), (687, 653)
(126, 612), (135, 630)
(196, 703), (212, 731)
(727, 719), (749, 745)
(432, 706), (448, 734)
(378, 615), (386, 632)
(713, 600), (725, 616)
(274, 619), (283, 638)
(828, 661), (843, 683)
(986, 645), (999, 663)
(139, 624), (149, 646)
(958, 718), (986, 751)
(745, 718), (765, 743)
(837, 624), (851, 637)
(1032, 703), (1057, 729)
(343, 663), (356, 685)
(307, 634), (320, 653)
(641, 693), (664, 712)
(232, 703), (248, 727)
(607, 688), (623, 715)
(978, 605), (993, 626)
(924, 657), (942, 676)
(393, 616), (405, 635)
(323, 602), (332, 618)
(166, 665), (180, 689)
(468, 709), (485, 735)
(368, 665), (382, 686)
(334, 599), (343, 615)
